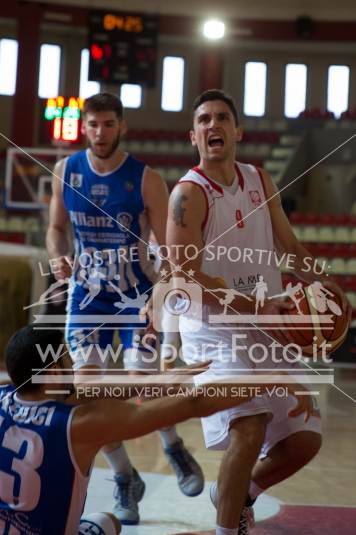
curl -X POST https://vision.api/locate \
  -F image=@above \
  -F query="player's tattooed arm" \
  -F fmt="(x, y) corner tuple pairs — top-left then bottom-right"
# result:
(172, 192), (188, 227)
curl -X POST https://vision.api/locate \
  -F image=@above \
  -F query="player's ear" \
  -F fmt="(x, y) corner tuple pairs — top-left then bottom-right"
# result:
(81, 120), (87, 136)
(190, 129), (197, 146)
(235, 126), (243, 143)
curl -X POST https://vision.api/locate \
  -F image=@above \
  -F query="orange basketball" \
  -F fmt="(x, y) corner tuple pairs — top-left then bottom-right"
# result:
(281, 285), (350, 358)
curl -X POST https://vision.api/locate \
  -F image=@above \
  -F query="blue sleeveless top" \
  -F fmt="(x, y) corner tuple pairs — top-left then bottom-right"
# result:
(63, 150), (155, 301)
(0, 385), (89, 534)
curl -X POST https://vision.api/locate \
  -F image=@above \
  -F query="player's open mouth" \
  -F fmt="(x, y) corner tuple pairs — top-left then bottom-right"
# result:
(208, 136), (224, 147)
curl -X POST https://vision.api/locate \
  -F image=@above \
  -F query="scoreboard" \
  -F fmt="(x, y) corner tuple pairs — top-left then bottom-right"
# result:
(42, 96), (83, 144)
(88, 10), (158, 86)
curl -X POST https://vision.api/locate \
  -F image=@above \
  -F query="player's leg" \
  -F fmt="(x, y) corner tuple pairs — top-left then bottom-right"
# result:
(214, 413), (268, 534)
(79, 512), (121, 534)
(160, 329), (204, 496)
(106, 442), (145, 525)
(66, 299), (141, 525)
(250, 430), (321, 497)
(247, 392), (322, 503)
(226, 389), (322, 514)
(106, 325), (153, 525)
(123, 320), (205, 497)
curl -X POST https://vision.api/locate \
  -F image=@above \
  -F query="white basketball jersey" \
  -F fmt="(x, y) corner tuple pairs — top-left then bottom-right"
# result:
(179, 162), (282, 297)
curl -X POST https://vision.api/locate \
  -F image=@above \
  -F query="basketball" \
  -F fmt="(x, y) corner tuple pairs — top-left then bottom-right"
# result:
(281, 284), (350, 357)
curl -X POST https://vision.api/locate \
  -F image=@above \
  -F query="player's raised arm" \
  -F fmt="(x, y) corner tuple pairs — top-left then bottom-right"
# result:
(46, 159), (72, 280)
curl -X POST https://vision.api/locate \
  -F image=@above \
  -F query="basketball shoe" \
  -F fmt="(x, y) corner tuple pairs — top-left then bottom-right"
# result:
(209, 480), (255, 534)
(164, 438), (204, 496)
(113, 468), (145, 525)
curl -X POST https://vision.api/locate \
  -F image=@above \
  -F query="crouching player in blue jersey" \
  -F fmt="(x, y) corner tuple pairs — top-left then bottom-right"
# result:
(46, 93), (204, 524)
(0, 325), (312, 535)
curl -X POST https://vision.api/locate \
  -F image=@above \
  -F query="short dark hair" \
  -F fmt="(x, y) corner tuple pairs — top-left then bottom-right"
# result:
(83, 92), (123, 119)
(5, 325), (64, 392)
(192, 89), (239, 125)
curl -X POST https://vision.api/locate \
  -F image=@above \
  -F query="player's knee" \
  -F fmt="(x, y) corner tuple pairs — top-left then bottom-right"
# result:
(285, 431), (322, 467)
(299, 432), (322, 463)
(229, 413), (268, 453)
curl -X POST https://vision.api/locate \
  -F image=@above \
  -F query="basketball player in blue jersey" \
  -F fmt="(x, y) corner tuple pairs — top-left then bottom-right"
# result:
(46, 92), (203, 524)
(1, 325), (309, 535)
(1, 326), (121, 535)
(166, 89), (351, 535)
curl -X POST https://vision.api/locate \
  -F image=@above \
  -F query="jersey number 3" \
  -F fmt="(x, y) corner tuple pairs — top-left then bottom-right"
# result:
(0, 417), (43, 511)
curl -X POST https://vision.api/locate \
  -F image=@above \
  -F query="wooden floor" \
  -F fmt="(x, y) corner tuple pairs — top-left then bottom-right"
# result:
(95, 367), (356, 510)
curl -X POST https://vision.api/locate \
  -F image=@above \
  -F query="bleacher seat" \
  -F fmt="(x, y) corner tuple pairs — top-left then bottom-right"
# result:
(299, 108), (335, 120)
(346, 292), (356, 308)
(292, 226), (303, 240)
(330, 258), (347, 274)
(341, 109), (356, 120)
(334, 227), (351, 243)
(303, 226), (319, 242)
(7, 218), (24, 232)
(318, 226), (335, 242)
(347, 258), (356, 275)
(289, 212), (305, 225)
(0, 232), (26, 244)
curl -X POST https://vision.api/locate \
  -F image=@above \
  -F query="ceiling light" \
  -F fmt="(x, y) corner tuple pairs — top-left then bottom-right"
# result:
(203, 20), (225, 40)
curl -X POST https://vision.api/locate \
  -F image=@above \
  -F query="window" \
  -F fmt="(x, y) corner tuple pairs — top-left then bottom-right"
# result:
(327, 65), (350, 118)
(79, 49), (100, 99)
(284, 64), (307, 118)
(120, 84), (142, 108)
(38, 44), (61, 98)
(243, 62), (267, 117)
(161, 56), (185, 112)
(0, 39), (18, 95)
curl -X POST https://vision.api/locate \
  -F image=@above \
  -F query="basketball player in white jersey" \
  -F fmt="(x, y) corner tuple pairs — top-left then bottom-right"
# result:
(166, 89), (351, 535)
(46, 93), (203, 524)
(1, 325), (310, 535)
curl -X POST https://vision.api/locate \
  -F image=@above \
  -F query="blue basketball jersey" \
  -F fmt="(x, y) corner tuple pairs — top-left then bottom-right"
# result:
(62, 150), (156, 302)
(0, 385), (89, 535)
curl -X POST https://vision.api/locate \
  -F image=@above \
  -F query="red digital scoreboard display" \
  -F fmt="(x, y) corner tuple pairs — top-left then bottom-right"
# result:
(88, 10), (158, 86)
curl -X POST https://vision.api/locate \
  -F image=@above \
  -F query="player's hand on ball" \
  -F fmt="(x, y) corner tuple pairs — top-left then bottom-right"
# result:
(322, 279), (352, 322)
(259, 298), (295, 345)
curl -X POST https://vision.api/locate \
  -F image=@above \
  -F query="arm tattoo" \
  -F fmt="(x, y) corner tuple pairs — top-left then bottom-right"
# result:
(172, 192), (188, 227)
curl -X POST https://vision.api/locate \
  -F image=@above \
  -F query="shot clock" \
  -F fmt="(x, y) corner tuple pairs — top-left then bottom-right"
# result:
(88, 10), (158, 86)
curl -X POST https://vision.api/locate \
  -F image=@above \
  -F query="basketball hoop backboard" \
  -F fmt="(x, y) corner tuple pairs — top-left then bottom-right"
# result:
(5, 147), (74, 209)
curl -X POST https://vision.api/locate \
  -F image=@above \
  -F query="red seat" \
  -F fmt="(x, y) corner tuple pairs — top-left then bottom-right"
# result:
(314, 243), (332, 257)
(344, 276), (356, 291)
(289, 211), (305, 225)
(319, 213), (335, 225)
(304, 212), (319, 224)
(333, 244), (351, 258)
(0, 232), (26, 244)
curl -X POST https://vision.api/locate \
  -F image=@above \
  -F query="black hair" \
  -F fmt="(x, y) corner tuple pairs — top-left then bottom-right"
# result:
(5, 325), (64, 392)
(83, 92), (123, 119)
(192, 89), (239, 125)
